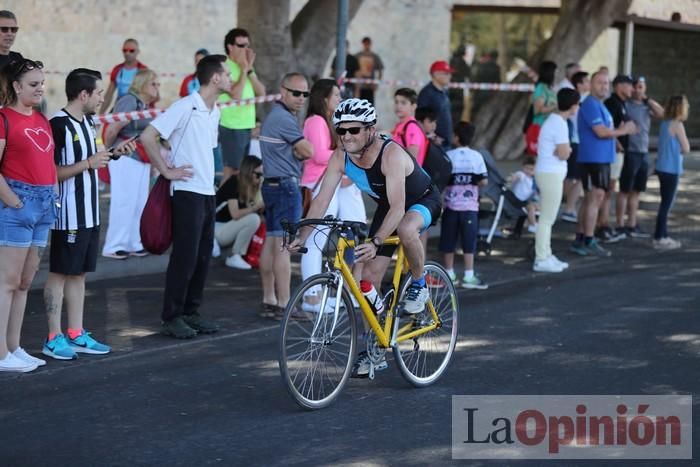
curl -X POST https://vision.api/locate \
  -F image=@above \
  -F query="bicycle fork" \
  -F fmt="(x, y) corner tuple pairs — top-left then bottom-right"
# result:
(310, 271), (345, 341)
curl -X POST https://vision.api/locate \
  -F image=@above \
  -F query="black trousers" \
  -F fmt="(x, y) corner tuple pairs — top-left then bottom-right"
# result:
(162, 190), (216, 322)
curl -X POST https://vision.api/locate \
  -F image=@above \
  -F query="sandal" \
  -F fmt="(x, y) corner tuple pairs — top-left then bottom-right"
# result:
(259, 303), (278, 319)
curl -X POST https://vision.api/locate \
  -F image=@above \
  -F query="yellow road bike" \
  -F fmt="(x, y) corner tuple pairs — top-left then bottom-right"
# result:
(279, 218), (459, 409)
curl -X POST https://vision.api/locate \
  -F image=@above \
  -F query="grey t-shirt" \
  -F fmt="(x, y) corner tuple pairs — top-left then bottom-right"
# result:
(260, 102), (304, 178)
(626, 100), (651, 153)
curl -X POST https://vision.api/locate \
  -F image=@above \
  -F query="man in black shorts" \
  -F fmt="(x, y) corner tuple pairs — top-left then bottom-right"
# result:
(560, 70), (590, 223)
(291, 99), (440, 378)
(570, 71), (635, 257)
(617, 76), (663, 237)
(291, 98), (440, 314)
(43, 69), (135, 360)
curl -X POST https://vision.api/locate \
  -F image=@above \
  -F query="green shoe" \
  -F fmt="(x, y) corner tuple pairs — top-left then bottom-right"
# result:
(161, 317), (197, 339)
(462, 275), (489, 290)
(182, 313), (220, 334)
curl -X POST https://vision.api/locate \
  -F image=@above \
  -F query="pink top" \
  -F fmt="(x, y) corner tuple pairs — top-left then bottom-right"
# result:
(392, 117), (428, 166)
(301, 115), (334, 187)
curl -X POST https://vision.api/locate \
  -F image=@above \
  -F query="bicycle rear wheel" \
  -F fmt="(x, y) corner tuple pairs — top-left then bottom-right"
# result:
(279, 273), (357, 409)
(392, 261), (459, 387)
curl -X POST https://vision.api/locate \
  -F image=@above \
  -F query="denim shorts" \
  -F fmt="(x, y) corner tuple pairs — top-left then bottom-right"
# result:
(262, 178), (301, 237)
(0, 178), (57, 248)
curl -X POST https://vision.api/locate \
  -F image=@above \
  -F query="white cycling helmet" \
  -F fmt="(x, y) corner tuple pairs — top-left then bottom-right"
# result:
(332, 98), (377, 127)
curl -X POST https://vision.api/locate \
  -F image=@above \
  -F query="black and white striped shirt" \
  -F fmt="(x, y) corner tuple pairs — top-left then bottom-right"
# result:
(50, 109), (100, 230)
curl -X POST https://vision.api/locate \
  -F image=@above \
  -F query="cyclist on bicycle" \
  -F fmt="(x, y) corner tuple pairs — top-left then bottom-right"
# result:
(289, 98), (441, 314)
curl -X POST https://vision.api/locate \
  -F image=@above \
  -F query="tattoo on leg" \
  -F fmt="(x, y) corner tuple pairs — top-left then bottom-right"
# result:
(44, 289), (61, 318)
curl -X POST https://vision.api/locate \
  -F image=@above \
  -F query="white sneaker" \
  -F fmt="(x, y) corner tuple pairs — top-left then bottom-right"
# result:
(225, 254), (252, 270)
(0, 352), (38, 372)
(212, 239), (221, 258)
(653, 237), (681, 250)
(527, 224), (538, 234)
(13, 347), (46, 367)
(402, 282), (429, 314)
(533, 256), (564, 273)
(550, 255), (569, 270)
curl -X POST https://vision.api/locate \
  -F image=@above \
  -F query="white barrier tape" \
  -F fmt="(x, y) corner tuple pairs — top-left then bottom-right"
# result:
(343, 77), (534, 92)
(42, 70), (187, 79)
(95, 93), (282, 124)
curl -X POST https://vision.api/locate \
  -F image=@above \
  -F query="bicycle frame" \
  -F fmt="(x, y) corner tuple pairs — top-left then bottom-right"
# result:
(333, 236), (442, 349)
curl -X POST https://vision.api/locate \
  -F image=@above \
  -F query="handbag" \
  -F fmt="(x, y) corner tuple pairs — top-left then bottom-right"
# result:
(139, 175), (172, 254)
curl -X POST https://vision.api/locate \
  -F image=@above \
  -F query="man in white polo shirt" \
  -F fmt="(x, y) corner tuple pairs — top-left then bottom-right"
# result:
(140, 54), (232, 338)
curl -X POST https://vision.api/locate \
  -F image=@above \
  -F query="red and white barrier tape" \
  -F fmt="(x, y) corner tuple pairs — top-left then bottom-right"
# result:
(94, 93), (282, 124)
(343, 77), (534, 92)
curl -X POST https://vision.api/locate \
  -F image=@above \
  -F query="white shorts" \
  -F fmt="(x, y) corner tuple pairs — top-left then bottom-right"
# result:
(610, 152), (624, 180)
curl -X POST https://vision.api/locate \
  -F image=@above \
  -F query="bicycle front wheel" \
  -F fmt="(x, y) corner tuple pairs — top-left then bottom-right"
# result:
(278, 273), (357, 410)
(392, 261), (459, 387)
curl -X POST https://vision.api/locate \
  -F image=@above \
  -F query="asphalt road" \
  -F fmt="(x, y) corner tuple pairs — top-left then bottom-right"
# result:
(2, 243), (698, 467)
(4, 154), (699, 466)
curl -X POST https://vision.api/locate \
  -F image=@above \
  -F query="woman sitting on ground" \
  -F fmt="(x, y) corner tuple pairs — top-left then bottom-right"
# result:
(215, 155), (264, 269)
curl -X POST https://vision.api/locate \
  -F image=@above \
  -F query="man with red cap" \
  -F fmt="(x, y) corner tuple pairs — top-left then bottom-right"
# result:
(418, 60), (454, 151)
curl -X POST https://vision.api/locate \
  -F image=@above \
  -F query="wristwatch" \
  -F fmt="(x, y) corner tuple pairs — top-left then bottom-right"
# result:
(371, 236), (383, 248)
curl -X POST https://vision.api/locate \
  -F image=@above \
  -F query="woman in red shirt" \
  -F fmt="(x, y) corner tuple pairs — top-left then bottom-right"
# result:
(0, 58), (57, 373)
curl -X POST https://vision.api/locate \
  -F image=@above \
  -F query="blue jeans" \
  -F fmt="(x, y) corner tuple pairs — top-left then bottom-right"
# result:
(654, 171), (679, 240)
(261, 178), (301, 237)
(0, 178), (57, 247)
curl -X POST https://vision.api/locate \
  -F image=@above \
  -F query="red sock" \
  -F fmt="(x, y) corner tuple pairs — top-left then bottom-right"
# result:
(48, 332), (60, 341)
(67, 328), (83, 340)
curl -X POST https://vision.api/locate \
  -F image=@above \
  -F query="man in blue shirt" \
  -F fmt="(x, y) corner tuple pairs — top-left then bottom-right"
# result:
(418, 61), (454, 151)
(571, 71), (636, 257)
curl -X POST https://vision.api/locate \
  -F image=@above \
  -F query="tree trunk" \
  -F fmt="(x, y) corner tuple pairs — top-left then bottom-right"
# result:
(473, 0), (633, 160)
(238, 0), (294, 91)
(239, 0), (363, 91)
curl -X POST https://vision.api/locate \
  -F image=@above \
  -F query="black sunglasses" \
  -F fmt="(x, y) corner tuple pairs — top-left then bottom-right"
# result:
(10, 59), (43, 77)
(283, 86), (310, 98)
(335, 126), (366, 136)
(0, 27), (18, 33)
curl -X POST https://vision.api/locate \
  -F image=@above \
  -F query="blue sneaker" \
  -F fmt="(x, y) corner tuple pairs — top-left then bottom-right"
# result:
(68, 330), (111, 355)
(43, 334), (78, 360)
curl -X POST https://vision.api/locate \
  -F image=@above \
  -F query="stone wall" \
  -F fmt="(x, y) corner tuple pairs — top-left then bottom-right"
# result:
(6, 0), (235, 115)
(4, 0), (698, 135)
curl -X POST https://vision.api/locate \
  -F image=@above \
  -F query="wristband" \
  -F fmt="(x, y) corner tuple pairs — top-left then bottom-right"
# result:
(371, 236), (383, 248)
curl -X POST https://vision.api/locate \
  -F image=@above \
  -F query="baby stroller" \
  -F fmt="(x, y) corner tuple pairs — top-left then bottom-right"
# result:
(476, 149), (531, 256)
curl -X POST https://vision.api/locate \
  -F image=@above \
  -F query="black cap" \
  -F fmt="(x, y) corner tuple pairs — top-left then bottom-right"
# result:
(612, 74), (633, 86)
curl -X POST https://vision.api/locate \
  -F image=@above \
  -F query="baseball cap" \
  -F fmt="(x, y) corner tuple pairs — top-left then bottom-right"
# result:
(195, 48), (210, 56)
(430, 60), (455, 74)
(612, 74), (633, 86)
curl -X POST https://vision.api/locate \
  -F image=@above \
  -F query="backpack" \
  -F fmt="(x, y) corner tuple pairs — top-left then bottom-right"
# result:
(400, 120), (453, 192)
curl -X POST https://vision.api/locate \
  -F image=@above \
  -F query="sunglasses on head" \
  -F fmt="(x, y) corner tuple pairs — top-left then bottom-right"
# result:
(0, 26), (18, 33)
(283, 86), (309, 98)
(10, 59), (43, 77)
(122, 48), (137, 53)
(335, 126), (366, 136)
